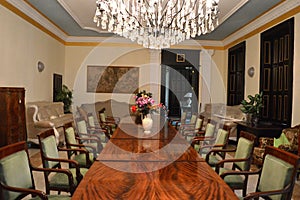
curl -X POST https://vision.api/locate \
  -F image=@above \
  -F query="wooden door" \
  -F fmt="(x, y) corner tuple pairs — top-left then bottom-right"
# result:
(260, 18), (294, 126)
(227, 42), (245, 106)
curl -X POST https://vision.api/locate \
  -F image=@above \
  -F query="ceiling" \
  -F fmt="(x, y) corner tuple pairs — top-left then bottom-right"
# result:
(4, 0), (293, 43)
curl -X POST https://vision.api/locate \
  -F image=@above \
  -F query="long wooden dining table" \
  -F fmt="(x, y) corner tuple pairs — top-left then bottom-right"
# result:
(72, 117), (239, 200)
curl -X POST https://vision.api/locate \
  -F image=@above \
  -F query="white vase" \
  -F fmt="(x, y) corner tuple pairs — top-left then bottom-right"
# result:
(142, 114), (153, 134)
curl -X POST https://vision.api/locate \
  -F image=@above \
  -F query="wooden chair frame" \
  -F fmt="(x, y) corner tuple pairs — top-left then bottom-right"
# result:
(63, 122), (102, 167)
(210, 131), (256, 196)
(0, 141), (70, 199)
(242, 146), (300, 199)
(37, 129), (84, 195)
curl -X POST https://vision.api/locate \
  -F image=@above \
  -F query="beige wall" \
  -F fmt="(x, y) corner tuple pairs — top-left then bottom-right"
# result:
(65, 45), (158, 110)
(292, 12), (300, 126)
(1, 4), (299, 125)
(0, 5), (65, 102)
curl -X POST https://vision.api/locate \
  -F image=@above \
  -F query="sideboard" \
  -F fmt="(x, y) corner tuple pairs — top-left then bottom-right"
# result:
(0, 87), (27, 147)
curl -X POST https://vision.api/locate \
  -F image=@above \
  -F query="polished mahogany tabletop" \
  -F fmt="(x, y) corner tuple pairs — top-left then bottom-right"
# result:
(72, 118), (239, 200)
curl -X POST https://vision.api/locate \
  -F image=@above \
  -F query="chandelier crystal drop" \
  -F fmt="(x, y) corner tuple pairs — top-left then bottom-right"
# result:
(94, 0), (219, 49)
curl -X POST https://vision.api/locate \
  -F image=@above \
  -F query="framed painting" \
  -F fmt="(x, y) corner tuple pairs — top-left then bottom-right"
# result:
(87, 66), (139, 93)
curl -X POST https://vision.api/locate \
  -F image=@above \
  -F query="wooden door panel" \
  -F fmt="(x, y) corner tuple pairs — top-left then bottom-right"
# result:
(260, 18), (294, 126)
(227, 42), (245, 106)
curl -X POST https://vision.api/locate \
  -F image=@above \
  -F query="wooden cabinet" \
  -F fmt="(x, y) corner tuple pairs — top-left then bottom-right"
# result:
(0, 87), (27, 147)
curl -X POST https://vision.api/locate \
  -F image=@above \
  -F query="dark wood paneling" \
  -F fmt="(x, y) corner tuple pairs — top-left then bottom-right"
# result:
(227, 41), (245, 106)
(260, 18), (294, 126)
(0, 87), (26, 147)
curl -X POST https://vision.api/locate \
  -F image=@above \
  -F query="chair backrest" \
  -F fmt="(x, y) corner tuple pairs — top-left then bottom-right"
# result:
(190, 114), (197, 124)
(99, 112), (106, 123)
(204, 119), (217, 137)
(64, 122), (79, 149)
(181, 112), (187, 123)
(257, 146), (300, 200)
(37, 129), (60, 168)
(194, 116), (204, 133)
(75, 117), (88, 134)
(0, 141), (34, 200)
(87, 113), (96, 127)
(214, 125), (230, 146)
(234, 131), (256, 171)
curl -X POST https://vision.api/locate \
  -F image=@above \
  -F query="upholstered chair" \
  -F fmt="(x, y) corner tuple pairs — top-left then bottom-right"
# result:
(75, 116), (111, 141)
(180, 115), (205, 142)
(98, 108), (119, 133)
(63, 122), (102, 168)
(0, 141), (71, 200)
(243, 146), (300, 199)
(37, 129), (88, 195)
(87, 113), (111, 143)
(194, 124), (231, 165)
(211, 131), (256, 196)
(169, 111), (187, 129)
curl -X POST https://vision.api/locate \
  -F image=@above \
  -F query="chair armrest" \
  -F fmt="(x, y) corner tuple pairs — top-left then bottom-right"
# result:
(106, 116), (120, 124)
(58, 147), (92, 167)
(215, 157), (251, 174)
(244, 185), (291, 200)
(192, 136), (215, 141)
(31, 165), (76, 187)
(43, 154), (80, 168)
(78, 132), (102, 140)
(220, 168), (261, 179)
(205, 148), (236, 163)
(0, 181), (48, 200)
(199, 144), (225, 152)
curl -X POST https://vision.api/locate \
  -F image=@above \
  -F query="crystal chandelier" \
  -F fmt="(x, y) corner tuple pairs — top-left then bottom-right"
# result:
(94, 0), (219, 49)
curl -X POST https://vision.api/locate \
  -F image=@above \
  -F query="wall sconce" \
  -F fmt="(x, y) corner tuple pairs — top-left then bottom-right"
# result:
(37, 61), (45, 72)
(248, 66), (255, 77)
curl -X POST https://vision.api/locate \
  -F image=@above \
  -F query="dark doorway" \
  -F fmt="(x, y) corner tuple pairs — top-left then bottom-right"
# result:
(161, 49), (200, 119)
(53, 73), (62, 102)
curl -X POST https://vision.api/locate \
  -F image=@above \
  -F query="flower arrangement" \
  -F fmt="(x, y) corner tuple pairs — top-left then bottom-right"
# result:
(131, 90), (163, 116)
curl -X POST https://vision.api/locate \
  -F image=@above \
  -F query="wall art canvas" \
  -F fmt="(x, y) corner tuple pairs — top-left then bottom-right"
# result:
(87, 66), (139, 93)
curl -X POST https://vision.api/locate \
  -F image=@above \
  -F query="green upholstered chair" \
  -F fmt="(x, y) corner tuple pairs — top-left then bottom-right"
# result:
(37, 129), (88, 195)
(87, 113), (111, 143)
(186, 118), (217, 144)
(169, 111), (187, 129)
(63, 122), (103, 168)
(76, 116), (111, 141)
(211, 131), (256, 197)
(175, 113), (198, 130)
(180, 115), (205, 142)
(98, 108), (119, 133)
(0, 141), (71, 200)
(193, 124), (231, 165)
(243, 146), (300, 200)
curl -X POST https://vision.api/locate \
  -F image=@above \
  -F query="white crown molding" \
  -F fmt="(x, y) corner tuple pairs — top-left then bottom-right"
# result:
(219, 0), (249, 24)
(65, 36), (224, 47)
(223, 0), (300, 46)
(57, 0), (109, 34)
(7, 0), (68, 41)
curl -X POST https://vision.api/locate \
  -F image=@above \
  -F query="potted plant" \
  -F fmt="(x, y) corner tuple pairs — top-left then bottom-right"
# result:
(55, 84), (73, 113)
(240, 92), (263, 124)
